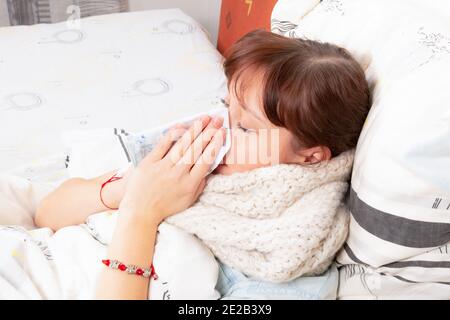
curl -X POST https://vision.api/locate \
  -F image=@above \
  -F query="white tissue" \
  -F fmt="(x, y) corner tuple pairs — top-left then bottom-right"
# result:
(120, 107), (231, 175)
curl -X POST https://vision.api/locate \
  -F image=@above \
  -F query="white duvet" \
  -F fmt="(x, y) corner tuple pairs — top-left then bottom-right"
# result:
(0, 8), (226, 175)
(0, 8), (227, 300)
(0, 173), (220, 299)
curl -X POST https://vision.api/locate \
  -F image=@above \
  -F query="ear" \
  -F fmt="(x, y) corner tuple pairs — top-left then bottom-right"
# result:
(291, 145), (332, 164)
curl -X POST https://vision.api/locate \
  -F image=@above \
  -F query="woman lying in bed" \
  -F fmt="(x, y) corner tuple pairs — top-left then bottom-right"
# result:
(35, 30), (370, 299)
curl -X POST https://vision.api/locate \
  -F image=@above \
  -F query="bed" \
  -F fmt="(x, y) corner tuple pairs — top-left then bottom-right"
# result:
(0, 8), (230, 300)
(0, 8), (226, 183)
(1, 0), (449, 300)
(270, 0), (450, 299)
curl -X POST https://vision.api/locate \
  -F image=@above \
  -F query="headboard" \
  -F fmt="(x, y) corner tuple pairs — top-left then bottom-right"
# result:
(217, 0), (278, 54)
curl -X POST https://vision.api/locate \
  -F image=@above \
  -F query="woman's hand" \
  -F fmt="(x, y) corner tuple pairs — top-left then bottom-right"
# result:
(119, 115), (226, 226)
(96, 114), (226, 299)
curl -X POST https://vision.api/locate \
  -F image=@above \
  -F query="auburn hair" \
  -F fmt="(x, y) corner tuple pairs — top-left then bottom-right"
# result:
(223, 29), (371, 157)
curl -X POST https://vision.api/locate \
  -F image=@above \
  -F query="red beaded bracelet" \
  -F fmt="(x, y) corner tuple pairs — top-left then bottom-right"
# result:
(102, 259), (158, 280)
(99, 172), (123, 210)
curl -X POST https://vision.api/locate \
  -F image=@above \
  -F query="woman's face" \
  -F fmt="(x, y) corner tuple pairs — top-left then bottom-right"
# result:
(212, 73), (300, 175)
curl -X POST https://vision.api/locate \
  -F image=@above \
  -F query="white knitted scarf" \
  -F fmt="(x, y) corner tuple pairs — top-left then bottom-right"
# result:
(166, 149), (354, 282)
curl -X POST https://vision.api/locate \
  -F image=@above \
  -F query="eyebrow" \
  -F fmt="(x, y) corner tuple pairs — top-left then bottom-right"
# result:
(221, 97), (265, 123)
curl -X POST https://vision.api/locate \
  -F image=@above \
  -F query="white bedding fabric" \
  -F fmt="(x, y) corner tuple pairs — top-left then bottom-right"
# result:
(0, 8), (227, 175)
(0, 8), (228, 300)
(0, 173), (220, 299)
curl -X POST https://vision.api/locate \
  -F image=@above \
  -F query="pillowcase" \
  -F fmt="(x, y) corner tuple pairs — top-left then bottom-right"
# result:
(0, 8), (226, 173)
(272, 0), (450, 299)
(271, 0), (320, 36)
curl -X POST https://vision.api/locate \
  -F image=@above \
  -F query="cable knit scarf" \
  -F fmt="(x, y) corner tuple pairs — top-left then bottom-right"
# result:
(165, 149), (354, 283)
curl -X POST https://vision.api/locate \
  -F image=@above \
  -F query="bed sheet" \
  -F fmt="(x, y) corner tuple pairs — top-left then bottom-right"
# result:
(0, 8), (227, 179)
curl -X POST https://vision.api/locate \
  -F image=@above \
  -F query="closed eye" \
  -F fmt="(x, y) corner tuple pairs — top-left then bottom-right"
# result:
(237, 124), (249, 132)
(237, 122), (255, 133)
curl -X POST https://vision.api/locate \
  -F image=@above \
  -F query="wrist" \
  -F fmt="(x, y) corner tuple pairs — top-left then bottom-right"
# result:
(100, 177), (125, 209)
(107, 208), (159, 275)
(118, 204), (162, 228)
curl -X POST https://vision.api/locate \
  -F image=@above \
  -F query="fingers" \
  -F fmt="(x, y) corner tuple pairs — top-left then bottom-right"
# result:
(143, 126), (187, 163)
(190, 127), (226, 180)
(166, 115), (211, 165)
(176, 117), (224, 171)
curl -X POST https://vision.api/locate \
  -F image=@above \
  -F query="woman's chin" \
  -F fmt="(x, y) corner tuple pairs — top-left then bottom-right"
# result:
(211, 163), (251, 175)
(212, 163), (271, 175)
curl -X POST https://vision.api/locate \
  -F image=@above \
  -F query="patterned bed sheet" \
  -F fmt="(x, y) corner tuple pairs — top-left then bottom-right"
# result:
(0, 8), (227, 179)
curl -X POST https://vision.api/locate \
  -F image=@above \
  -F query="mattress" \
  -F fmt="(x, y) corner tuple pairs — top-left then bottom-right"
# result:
(0, 8), (227, 184)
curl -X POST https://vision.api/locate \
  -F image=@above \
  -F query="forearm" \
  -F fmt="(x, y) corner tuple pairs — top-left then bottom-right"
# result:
(93, 116), (221, 299)
(95, 210), (158, 300)
(34, 170), (121, 231)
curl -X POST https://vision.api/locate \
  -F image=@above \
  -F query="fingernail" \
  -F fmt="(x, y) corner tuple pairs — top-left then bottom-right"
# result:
(200, 115), (210, 124)
(213, 116), (224, 128)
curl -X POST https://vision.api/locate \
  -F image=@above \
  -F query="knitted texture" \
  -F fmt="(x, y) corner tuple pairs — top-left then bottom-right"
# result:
(166, 149), (354, 282)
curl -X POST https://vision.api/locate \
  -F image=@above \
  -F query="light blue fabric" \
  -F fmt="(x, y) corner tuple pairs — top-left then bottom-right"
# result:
(216, 261), (339, 300)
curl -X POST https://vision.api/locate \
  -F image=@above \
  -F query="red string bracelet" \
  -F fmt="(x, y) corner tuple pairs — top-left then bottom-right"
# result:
(99, 172), (123, 210)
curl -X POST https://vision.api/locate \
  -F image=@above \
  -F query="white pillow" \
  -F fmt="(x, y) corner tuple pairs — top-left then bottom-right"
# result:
(271, 0), (320, 35)
(0, 8), (226, 173)
(70, 212), (221, 300)
(272, 0), (450, 299)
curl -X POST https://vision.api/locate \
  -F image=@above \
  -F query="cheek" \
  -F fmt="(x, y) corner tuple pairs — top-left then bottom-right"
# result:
(227, 103), (240, 127)
(224, 129), (279, 169)
(216, 129), (292, 175)
(276, 130), (299, 163)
